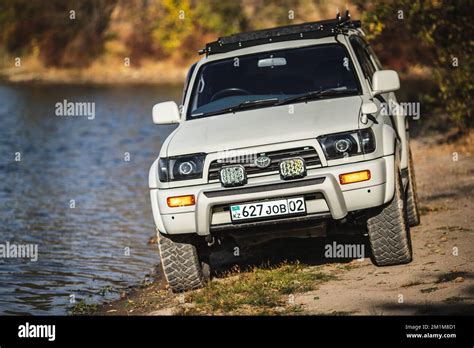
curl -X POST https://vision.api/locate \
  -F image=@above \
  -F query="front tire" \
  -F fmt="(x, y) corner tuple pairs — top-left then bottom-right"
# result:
(158, 233), (209, 292)
(367, 170), (413, 266)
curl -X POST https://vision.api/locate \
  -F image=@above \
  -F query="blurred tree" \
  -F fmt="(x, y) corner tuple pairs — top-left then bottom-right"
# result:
(152, 0), (194, 57)
(123, 0), (160, 63)
(152, 0), (247, 59)
(243, 0), (319, 29)
(195, 1), (249, 35)
(353, 0), (473, 131)
(0, 0), (116, 67)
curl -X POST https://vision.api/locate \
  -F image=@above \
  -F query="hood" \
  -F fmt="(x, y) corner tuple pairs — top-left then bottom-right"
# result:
(166, 96), (362, 156)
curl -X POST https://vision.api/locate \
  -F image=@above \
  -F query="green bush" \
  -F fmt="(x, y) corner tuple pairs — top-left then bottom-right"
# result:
(354, 0), (473, 131)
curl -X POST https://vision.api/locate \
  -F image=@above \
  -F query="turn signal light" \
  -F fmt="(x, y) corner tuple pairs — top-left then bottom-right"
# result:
(167, 195), (195, 207)
(339, 170), (371, 185)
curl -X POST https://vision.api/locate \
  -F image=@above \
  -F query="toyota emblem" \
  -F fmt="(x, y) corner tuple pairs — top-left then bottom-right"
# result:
(254, 155), (271, 168)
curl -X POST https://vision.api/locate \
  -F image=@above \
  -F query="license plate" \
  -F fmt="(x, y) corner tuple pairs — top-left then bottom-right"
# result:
(230, 197), (306, 222)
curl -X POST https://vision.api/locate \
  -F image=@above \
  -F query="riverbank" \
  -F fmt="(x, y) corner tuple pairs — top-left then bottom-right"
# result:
(90, 132), (474, 316)
(0, 56), (188, 85)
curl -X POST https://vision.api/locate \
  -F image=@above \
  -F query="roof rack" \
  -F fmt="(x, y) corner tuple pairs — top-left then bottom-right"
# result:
(199, 10), (361, 56)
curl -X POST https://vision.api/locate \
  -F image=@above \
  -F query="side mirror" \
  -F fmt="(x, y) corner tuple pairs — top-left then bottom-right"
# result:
(371, 70), (400, 95)
(360, 101), (379, 125)
(152, 101), (181, 125)
(361, 101), (378, 115)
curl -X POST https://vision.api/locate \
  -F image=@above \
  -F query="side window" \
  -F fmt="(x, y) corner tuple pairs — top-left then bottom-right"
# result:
(182, 62), (197, 105)
(358, 36), (383, 70)
(366, 44), (383, 70)
(349, 36), (376, 85)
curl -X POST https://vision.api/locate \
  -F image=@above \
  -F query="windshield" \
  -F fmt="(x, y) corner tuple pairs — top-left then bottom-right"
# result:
(187, 44), (360, 119)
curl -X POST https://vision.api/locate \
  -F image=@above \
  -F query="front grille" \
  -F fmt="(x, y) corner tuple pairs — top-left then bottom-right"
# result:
(208, 146), (321, 181)
(204, 178), (325, 198)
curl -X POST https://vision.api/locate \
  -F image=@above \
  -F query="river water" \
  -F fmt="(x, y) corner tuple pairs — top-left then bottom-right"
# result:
(0, 83), (181, 315)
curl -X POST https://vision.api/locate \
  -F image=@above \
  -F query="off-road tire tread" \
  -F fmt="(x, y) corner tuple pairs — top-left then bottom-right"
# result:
(367, 171), (413, 266)
(158, 233), (206, 292)
(406, 149), (420, 226)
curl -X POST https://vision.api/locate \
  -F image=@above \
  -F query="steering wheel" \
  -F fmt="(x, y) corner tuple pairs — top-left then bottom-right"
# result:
(210, 88), (251, 102)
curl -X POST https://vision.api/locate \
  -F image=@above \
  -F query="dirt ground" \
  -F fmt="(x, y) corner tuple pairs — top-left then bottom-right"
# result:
(96, 133), (473, 316)
(293, 134), (473, 315)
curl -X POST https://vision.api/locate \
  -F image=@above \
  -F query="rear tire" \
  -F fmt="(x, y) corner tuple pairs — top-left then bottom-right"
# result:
(406, 149), (420, 226)
(367, 170), (413, 266)
(158, 233), (209, 292)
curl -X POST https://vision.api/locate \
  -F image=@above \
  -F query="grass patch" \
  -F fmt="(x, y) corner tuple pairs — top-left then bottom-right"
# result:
(178, 262), (336, 315)
(444, 296), (464, 303)
(70, 300), (98, 315)
(336, 263), (362, 271)
(435, 272), (468, 284)
(419, 205), (446, 215)
(420, 286), (439, 294)
(98, 285), (114, 296)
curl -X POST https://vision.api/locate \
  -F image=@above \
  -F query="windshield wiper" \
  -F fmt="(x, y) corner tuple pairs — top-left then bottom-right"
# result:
(191, 98), (279, 118)
(275, 88), (357, 106)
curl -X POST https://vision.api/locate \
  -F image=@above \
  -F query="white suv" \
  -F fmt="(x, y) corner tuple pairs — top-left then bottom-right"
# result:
(149, 15), (420, 292)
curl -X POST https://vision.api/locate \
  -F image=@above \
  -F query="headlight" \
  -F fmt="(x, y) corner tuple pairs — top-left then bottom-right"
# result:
(158, 153), (206, 182)
(318, 128), (375, 160)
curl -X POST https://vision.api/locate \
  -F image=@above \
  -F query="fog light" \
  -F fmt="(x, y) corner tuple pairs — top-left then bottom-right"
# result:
(339, 170), (371, 185)
(279, 157), (306, 180)
(219, 165), (247, 187)
(167, 195), (195, 207)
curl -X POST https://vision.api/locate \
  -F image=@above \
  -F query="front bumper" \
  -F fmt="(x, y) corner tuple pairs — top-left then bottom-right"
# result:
(150, 155), (395, 236)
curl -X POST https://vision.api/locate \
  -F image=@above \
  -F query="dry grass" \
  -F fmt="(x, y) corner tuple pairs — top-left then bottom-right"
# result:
(175, 262), (337, 315)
